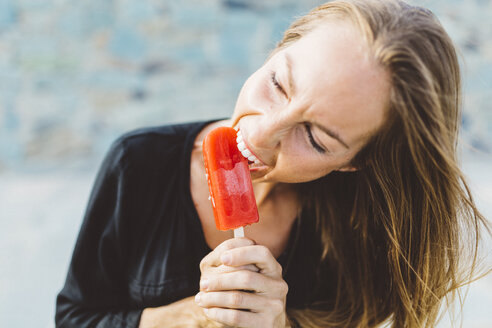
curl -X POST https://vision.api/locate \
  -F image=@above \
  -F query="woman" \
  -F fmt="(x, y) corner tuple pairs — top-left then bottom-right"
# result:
(56, 0), (489, 327)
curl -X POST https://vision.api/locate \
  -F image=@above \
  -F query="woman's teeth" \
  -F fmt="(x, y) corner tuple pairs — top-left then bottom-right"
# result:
(236, 130), (261, 164)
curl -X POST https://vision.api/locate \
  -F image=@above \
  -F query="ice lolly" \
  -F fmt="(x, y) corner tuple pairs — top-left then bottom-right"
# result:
(202, 127), (259, 237)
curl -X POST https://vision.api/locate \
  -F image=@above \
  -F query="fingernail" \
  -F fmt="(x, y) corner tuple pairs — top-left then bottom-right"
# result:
(200, 279), (209, 290)
(195, 292), (201, 304)
(221, 253), (231, 265)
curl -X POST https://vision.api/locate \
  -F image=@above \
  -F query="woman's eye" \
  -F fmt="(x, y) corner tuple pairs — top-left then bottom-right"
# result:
(270, 71), (287, 97)
(304, 123), (326, 154)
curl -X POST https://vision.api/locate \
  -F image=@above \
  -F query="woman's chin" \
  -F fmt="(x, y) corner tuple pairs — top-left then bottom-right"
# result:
(249, 164), (271, 180)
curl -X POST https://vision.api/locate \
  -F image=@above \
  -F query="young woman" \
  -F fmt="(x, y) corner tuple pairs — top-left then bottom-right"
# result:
(56, 0), (489, 327)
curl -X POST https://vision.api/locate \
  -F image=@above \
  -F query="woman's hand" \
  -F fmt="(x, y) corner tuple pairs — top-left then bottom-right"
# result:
(139, 296), (225, 328)
(196, 238), (289, 328)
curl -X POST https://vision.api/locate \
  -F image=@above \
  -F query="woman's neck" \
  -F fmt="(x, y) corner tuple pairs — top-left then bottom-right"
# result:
(252, 181), (293, 208)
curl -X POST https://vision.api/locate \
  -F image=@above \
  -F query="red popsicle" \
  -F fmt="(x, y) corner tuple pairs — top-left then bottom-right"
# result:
(202, 127), (259, 235)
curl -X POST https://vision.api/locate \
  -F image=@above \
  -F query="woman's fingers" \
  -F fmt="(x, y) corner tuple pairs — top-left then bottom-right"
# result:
(195, 291), (285, 327)
(196, 290), (267, 312)
(198, 243), (288, 327)
(220, 245), (282, 278)
(202, 307), (260, 328)
(200, 270), (288, 298)
(216, 264), (260, 274)
(200, 238), (255, 270)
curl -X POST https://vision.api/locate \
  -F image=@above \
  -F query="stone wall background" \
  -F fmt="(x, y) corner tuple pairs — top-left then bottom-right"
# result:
(0, 1), (491, 328)
(0, 0), (491, 172)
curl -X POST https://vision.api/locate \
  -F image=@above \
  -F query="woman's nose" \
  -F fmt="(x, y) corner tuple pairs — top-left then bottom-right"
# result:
(247, 109), (298, 151)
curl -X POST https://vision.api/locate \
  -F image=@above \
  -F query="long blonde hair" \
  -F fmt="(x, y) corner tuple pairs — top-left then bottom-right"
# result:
(274, 1), (490, 327)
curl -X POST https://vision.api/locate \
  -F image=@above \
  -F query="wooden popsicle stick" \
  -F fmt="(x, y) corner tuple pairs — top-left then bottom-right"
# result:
(234, 227), (244, 238)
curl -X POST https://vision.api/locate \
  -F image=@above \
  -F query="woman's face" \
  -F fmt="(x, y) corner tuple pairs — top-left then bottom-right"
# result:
(231, 20), (390, 183)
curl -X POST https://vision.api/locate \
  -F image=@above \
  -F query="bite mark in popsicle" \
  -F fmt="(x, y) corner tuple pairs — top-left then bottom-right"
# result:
(202, 127), (259, 236)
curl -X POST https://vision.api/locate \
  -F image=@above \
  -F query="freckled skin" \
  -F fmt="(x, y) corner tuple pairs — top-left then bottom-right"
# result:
(231, 20), (390, 184)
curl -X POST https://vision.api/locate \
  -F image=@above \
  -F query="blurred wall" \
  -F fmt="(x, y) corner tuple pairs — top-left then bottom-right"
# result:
(0, 0), (491, 173)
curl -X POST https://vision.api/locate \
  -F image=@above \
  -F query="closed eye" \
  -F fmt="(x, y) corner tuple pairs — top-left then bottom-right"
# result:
(270, 71), (287, 97)
(304, 123), (326, 154)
